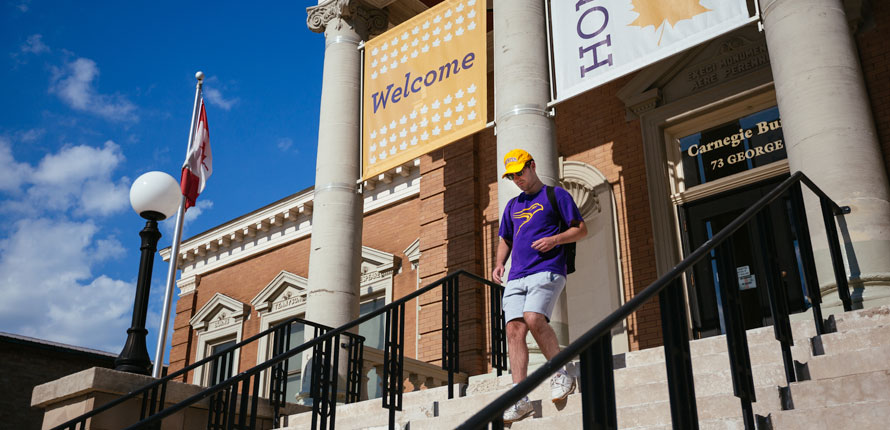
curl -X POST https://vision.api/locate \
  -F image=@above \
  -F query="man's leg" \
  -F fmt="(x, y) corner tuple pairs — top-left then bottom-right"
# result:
(524, 311), (561, 360)
(506, 319), (530, 384)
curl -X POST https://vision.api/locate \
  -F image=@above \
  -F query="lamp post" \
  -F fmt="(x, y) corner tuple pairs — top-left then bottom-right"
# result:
(115, 171), (181, 375)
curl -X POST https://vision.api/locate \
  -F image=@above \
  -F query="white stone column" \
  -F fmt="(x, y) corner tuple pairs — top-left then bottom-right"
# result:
(493, 0), (569, 366)
(302, 0), (387, 393)
(760, 0), (890, 311)
(304, 0), (386, 328)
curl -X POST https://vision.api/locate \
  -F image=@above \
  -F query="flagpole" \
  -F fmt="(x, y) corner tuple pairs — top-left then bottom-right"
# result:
(152, 71), (204, 378)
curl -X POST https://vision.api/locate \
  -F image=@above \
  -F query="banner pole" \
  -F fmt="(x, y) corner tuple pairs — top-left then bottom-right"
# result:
(151, 72), (204, 378)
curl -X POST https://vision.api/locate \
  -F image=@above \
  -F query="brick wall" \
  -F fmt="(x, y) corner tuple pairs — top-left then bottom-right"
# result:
(417, 137), (490, 375)
(1, 335), (115, 430)
(167, 196), (421, 376)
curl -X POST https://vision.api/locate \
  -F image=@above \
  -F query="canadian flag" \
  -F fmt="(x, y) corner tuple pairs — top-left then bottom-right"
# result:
(181, 99), (212, 210)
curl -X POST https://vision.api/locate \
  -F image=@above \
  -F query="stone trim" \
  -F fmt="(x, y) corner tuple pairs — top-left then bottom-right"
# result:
(189, 293), (249, 331)
(189, 293), (249, 386)
(251, 271), (309, 313)
(176, 275), (198, 297)
(559, 159), (611, 221)
(403, 238), (421, 270)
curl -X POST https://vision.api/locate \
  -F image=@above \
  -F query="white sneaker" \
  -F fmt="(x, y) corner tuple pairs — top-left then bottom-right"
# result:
(502, 397), (533, 423)
(550, 371), (575, 402)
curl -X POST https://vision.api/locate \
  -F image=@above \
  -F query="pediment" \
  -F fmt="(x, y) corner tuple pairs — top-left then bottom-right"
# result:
(403, 239), (421, 264)
(250, 271), (308, 313)
(617, 25), (771, 119)
(360, 246), (398, 286)
(190, 293), (249, 331)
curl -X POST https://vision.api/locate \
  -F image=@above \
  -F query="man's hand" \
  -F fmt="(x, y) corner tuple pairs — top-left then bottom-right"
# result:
(492, 264), (506, 284)
(531, 235), (559, 252)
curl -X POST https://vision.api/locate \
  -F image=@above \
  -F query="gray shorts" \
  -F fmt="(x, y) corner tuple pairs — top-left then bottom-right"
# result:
(503, 271), (566, 323)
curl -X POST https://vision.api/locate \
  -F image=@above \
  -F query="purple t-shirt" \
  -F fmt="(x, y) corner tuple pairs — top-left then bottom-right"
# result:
(499, 185), (584, 279)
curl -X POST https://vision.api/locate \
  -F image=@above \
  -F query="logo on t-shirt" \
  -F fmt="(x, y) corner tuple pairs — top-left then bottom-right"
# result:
(513, 203), (543, 233)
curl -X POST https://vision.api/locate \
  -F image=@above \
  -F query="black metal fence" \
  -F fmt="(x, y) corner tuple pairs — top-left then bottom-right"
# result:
(51, 316), (363, 430)
(51, 270), (507, 430)
(458, 171), (851, 429)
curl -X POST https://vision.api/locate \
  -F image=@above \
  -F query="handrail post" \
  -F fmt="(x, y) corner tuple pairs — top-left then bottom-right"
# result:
(489, 282), (507, 376)
(820, 197), (853, 311)
(442, 275), (460, 399)
(578, 334), (617, 430)
(755, 210), (796, 385)
(659, 278), (699, 429)
(789, 183), (826, 334)
(715, 239), (757, 429)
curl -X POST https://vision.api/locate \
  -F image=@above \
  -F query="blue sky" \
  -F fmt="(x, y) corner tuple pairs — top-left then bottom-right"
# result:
(1, 1), (326, 362)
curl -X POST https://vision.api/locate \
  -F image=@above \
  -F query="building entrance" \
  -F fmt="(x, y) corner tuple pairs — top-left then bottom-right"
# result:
(680, 176), (810, 338)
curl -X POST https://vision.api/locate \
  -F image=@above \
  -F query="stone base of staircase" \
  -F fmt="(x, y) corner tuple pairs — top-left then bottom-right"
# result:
(282, 306), (890, 429)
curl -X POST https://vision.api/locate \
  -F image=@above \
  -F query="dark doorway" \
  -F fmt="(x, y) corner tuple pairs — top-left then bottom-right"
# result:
(680, 176), (810, 338)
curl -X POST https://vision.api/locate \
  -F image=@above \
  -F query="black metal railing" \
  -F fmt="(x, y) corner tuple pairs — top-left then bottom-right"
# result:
(53, 270), (506, 430)
(458, 171), (852, 430)
(50, 316), (363, 430)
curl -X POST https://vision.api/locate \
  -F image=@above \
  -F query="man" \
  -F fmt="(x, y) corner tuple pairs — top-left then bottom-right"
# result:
(492, 148), (588, 423)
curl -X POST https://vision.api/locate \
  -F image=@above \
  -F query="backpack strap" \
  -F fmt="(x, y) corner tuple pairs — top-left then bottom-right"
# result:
(546, 185), (567, 232)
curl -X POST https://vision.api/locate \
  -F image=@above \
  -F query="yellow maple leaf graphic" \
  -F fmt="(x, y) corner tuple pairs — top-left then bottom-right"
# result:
(629, 0), (711, 46)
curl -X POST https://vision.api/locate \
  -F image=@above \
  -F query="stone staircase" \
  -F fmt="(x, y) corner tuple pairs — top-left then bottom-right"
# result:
(282, 306), (890, 429)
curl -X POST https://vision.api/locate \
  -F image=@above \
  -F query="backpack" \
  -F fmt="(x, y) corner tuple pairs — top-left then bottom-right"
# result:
(546, 186), (577, 275)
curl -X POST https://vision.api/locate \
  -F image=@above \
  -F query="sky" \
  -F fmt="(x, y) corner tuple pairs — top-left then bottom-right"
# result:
(0, 1), (327, 363)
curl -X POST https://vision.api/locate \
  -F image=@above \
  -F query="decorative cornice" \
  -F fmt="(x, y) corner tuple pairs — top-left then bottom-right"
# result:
(307, 0), (389, 36)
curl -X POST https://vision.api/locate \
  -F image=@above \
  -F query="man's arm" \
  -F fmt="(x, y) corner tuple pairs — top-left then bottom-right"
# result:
(530, 220), (588, 252)
(492, 238), (512, 284)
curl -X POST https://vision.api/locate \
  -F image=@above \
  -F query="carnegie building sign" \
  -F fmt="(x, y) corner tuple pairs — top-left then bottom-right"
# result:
(679, 106), (786, 187)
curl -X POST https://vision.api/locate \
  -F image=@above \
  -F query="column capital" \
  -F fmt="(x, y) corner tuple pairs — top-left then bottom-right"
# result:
(306, 0), (388, 37)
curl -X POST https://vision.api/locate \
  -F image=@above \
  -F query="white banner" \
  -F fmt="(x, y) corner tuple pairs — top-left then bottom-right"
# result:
(551, 0), (753, 102)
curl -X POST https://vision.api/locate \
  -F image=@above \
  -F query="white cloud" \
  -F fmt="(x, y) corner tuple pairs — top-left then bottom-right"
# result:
(203, 87), (237, 111)
(162, 199), (213, 237)
(277, 137), (293, 151)
(0, 140), (130, 216)
(0, 138), (34, 193)
(0, 218), (133, 352)
(50, 57), (138, 122)
(17, 128), (45, 142)
(20, 34), (49, 54)
(11, 0), (31, 12)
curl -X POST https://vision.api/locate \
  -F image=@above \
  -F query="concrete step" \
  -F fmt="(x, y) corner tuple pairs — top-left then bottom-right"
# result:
(788, 370), (890, 410)
(537, 386), (780, 427)
(497, 411), (747, 430)
(831, 305), (890, 331)
(283, 384), (461, 429)
(767, 400), (890, 430)
(623, 320), (817, 369)
(807, 343), (890, 380)
(623, 337), (811, 370)
(817, 323), (890, 355)
(461, 358), (791, 408)
(408, 382), (780, 429)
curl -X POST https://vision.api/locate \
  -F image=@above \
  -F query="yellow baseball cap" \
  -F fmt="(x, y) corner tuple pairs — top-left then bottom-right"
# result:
(502, 149), (533, 178)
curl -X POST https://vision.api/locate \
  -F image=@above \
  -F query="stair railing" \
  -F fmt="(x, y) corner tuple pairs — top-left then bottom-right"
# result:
(49, 316), (363, 430)
(52, 270), (506, 430)
(459, 171), (852, 430)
